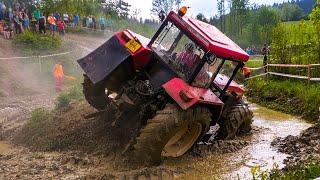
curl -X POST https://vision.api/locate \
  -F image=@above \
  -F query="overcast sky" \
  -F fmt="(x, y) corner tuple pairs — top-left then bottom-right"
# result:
(126, 0), (287, 20)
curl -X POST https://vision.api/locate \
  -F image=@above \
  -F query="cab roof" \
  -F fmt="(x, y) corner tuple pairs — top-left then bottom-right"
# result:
(167, 12), (249, 62)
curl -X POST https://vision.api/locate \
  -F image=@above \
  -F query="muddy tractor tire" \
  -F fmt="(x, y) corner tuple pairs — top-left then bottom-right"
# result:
(82, 74), (110, 110)
(133, 104), (211, 165)
(218, 104), (253, 140)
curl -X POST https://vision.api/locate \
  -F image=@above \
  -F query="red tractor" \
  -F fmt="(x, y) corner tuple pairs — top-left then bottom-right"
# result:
(78, 8), (253, 164)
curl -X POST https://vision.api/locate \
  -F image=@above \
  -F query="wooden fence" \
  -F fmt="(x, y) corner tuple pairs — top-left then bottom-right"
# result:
(247, 63), (320, 83)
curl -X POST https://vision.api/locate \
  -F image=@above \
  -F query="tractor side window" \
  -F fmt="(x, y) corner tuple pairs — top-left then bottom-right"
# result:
(192, 57), (224, 88)
(213, 61), (240, 92)
(152, 22), (205, 81)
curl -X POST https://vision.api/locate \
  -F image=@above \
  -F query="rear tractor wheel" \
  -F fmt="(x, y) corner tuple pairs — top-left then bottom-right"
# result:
(217, 104), (253, 139)
(82, 74), (111, 110)
(133, 104), (211, 165)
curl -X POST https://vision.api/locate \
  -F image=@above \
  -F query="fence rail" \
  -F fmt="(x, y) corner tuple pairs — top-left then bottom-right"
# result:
(248, 63), (320, 82)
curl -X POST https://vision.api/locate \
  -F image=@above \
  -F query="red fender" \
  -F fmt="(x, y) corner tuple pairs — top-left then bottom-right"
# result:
(162, 78), (224, 110)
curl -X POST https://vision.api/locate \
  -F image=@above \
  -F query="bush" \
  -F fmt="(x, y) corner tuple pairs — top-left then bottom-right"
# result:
(246, 78), (320, 121)
(30, 108), (52, 123)
(55, 92), (71, 109)
(55, 85), (83, 109)
(13, 30), (62, 54)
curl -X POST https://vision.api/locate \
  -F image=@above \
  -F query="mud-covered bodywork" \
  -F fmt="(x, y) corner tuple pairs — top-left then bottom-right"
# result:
(78, 30), (152, 81)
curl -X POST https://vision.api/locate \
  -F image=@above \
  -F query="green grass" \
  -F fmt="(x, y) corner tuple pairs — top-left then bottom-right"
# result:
(247, 57), (264, 68)
(246, 78), (320, 121)
(252, 161), (320, 180)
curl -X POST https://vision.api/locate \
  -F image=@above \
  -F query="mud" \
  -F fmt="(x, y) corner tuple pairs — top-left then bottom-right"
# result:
(272, 123), (320, 167)
(0, 101), (312, 179)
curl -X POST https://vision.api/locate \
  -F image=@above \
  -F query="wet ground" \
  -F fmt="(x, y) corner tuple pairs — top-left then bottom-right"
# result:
(160, 104), (312, 179)
(0, 103), (312, 179)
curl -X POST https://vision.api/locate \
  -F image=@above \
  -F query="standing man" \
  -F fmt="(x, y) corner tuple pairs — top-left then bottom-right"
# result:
(63, 12), (69, 24)
(99, 15), (105, 30)
(261, 43), (270, 73)
(38, 12), (46, 34)
(48, 13), (56, 36)
(158, 10), (165, 22)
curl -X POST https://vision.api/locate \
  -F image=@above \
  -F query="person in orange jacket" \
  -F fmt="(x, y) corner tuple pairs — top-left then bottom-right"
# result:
(242, 66), (251, 79)
(54, 63), (64, 92)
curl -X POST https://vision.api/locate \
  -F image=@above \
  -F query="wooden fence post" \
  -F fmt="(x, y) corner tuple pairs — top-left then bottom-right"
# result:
(308, 64), (311, 84)
(266, 64), (269, 78)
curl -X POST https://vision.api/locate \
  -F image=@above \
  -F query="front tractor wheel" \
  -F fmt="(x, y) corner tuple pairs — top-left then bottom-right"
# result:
(133, 105), (211, 165)
(82, 74), (111, 110)
(217, 104), (253, 140)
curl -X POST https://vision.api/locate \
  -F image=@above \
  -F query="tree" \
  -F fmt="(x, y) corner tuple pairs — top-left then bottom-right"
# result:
(281, 3), (305, 21)
(196, 13), (208, 23)
(310, 0), (320, 61)
(253, 6), (281, 44)
(151, 0), (184, 15)
(217, 0), (226, 32)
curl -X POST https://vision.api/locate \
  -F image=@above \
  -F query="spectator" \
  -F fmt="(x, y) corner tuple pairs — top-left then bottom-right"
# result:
(158, 10), (165, 22)
(106, 15), (112, 30)
(70, 14), (75, 28)
(63, 12), (69, 24)
(0, 20), (3, 33)
(88, 15), (93, 28)
(0, 3), (6, 20)
(261, 43), (270, 72)
(9, 8), (13, 22)
(33, 8), (41, 21)
(13, 12), (23, 34)
(3, 23), (13, 39)
(99, 15), (105, 30)
(38, 12), (46, 34)
(48, 13), (56, 36)
(92, 16), (96, 30)
(54, 12), (60, 23)
(85, 16), (89, 28)
(22, 12), (29, 30)
(57, 17), (66, 36)
(73, 14), (80, 26)
(82, 17), (86, 27)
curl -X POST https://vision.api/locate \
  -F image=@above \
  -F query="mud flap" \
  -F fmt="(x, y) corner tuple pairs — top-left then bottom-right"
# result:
(77, 35), (131, 84)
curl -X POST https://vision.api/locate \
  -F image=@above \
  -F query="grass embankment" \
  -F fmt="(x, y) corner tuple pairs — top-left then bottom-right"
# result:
(13, 30), (62, 55)
(246, 79), (320, 121)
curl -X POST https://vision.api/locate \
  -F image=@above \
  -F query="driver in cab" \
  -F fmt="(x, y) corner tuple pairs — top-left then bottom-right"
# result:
(176, 43), (199, 69)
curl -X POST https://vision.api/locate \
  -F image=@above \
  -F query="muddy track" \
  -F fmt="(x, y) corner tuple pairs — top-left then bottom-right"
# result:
(0, 34), (313, 179)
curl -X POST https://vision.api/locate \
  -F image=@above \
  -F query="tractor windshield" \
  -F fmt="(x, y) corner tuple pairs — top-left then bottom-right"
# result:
(152, 22), (205, 81)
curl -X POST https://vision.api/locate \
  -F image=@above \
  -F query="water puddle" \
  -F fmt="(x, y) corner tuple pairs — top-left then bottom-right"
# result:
(168, 103), (312, 179)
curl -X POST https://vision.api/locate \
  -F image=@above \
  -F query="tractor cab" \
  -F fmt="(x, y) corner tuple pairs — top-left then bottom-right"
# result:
(147, 10), (249, 99)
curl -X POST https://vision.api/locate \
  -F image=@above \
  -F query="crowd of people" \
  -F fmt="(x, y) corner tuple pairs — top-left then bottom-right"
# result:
(0, 2), (29, 39)
(0, 2), (113, 40)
